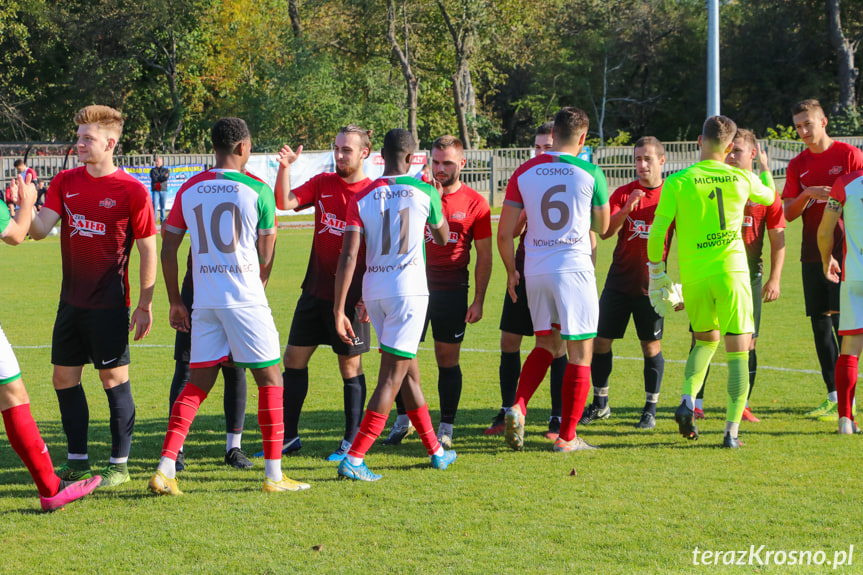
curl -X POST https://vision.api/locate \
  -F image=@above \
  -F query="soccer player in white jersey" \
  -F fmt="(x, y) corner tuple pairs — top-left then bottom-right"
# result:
(498, 107), (610, 452)
(333, 129), (456, 481)
(819, 167), (863, 434)
(149, 117), (309, 495)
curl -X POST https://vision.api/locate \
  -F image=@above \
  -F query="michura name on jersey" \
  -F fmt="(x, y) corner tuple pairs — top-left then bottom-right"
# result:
(696, 230), (740, 249)
(694, 175), (740, 184)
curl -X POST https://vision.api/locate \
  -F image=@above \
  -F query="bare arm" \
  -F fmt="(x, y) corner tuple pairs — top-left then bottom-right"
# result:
(334, 230), (362, 344)
(130, 234), (157, 340)
(273, 144), (303, 211)
(602, 191), (644, 240)
(591, 203), (610, 236)
(1, 174), (37, 245)
(29, 207), (60, 240)
(161, 229), (189, 332)
(818, 198), (842, 283)
(497, 204), (521, 303)
(784, 187), (830, 222)
(256, 229), (277, 288)
(428, 219), (450, 246)
(465, 236), (492, 323)
(762, 228), (786, 302)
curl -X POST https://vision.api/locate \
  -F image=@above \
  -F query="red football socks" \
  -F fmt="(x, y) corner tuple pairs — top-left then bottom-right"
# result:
(258, 385), (285, 460)
(348, 410), (388, 459)
(2, 404), (61, 498)
(161, 383), (208, 459)
(559, 363), (591, 442)
(514, 348), (554, 415)
(836, 354), (858, 420)
(407, 405), (441, 455)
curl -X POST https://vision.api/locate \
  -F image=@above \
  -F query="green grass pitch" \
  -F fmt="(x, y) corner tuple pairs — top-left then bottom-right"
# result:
(0, 221), (861, 574)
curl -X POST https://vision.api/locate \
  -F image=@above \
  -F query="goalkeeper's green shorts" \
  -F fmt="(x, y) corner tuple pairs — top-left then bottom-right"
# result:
(683, 271), (754, 335)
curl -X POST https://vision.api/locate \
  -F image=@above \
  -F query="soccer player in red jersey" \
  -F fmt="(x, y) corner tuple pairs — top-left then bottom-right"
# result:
(782, 99), (863, 420)
(0, 172), (101, 511)
(270, 125), (373, 461)
(498, 107), (610, 452)
(333, 129), (454, 481)
(695, 130), (785, 422)
(818, 167), (863, 434)
(382, 135), (492, 448)
(582, 137), (675, 430)
(29, 105), (157, 488)
(150, 117), (308, 495)
(485, 122), (569, 439)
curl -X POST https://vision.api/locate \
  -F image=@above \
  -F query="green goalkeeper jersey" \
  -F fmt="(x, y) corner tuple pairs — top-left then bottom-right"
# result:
(647, 159), (774, 284)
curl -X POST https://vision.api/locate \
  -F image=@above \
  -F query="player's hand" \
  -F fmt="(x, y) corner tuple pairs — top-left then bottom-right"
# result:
(10, 173), (36, 206)
(625, 190), (645, 211)
(169, 302), (191, 333)
(762, 278), (781, 302)
(465, 301), (483, 324)
(647, 262), (675, 316)
(334, 310), (356, 345)
(756, 143), (769, 171)
(355, 300), (370, 323)
(432, 177), (444, 196)
(824, 256), (841, 284)
(506, 269), (520, 304)
(277, 144), (303, 168)
(805, 186), (831, 201)
(130, 305), (154, 340)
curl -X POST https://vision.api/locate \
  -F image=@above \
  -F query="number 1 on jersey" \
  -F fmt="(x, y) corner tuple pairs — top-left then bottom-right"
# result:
(708, 187), (726, 231)
(381, 207), (410, 255)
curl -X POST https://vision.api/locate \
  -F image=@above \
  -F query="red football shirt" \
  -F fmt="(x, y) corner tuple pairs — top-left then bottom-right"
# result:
(742, 191), (785, 275)
(293, 172), (370, 305)
(424, 184), (492, 291)
(782, 141), (863, 262)
(44, 166), (157, 309)
(604, 180), (672, 296)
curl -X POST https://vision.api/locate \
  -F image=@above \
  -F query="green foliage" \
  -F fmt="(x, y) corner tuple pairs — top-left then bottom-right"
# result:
(3, 0), (863, 151)
(604, 130), (631, 147)
(765, 124), (799, 141)
(829, 107), (863, 136)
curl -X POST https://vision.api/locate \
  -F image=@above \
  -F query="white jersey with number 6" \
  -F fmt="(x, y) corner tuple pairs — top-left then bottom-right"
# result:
(346, 176), (445, 301)
(164, 169), (277, 309)
(504, 152), (608, 276)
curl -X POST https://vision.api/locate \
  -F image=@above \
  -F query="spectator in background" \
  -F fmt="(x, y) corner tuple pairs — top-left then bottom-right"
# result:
(149, 156), (170, 223)
(14, 159), (38, 186)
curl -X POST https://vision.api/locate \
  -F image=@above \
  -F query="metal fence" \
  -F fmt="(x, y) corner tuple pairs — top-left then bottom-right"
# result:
(6, 138), (863, 206)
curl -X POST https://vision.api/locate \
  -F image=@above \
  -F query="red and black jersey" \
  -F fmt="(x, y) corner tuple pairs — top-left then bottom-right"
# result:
(44, 166), (156, 309)
(604, 180), (672, 296)
(293, 172), (370, 305)
(424, 184), (492, 291)
(782, 141), (863, 262)
(742, 192), (785, 276)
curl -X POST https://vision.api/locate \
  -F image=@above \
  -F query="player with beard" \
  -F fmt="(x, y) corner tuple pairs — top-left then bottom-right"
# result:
(267, 125), (373, 461)
(382, 135), (492, 448)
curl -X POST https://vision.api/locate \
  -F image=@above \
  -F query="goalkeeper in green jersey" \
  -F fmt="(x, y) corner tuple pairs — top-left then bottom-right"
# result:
(646, 116), (774, 448)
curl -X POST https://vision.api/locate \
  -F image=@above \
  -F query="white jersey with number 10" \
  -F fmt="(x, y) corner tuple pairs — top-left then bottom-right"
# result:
(504, 152), (608, 276)
(346, 176), (445, 301)
(164, 169), (277, 309)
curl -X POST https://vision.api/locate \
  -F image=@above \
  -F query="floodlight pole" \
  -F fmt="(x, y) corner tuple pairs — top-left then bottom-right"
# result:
(707, 0), (720, 116)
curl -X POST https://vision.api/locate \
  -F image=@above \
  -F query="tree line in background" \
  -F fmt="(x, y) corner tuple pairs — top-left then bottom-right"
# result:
(1, 0), (862, 153)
